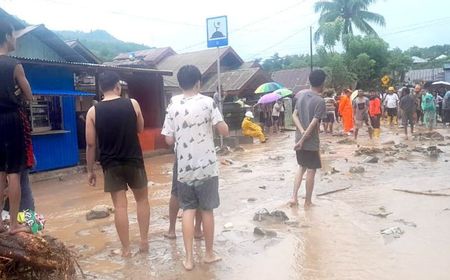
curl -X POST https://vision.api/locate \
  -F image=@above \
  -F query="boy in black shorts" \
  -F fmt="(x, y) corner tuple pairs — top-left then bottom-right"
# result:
(289, 70), (327, 209)
(86, 71), (150, 257)
(162, 65), (229, 270)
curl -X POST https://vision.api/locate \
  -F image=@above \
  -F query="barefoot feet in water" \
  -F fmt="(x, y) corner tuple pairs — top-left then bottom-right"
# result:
(203, 252), (222, 264)
(304, 202), (317, 210)
(8, 224), (29, 235)
(288, 199), (299, 207)
(164, 231), (177, 240)
(183, 258), (194, 271)
(139, 241), (149, 254)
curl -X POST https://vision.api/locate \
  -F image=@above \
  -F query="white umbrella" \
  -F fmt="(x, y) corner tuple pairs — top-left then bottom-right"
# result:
(432, 81), (450, 86)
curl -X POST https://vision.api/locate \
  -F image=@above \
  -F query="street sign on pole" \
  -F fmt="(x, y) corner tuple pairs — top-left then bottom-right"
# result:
(207, 15), (228, 148)
(206, 16), (228, 48)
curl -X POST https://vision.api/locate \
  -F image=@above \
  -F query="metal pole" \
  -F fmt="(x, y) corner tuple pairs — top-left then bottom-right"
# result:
(217, 46), (224, 147)
(310, 26), (313, 72)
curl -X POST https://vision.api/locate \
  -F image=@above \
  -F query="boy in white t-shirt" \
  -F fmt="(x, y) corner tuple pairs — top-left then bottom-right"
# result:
(161, 65), (229, 271)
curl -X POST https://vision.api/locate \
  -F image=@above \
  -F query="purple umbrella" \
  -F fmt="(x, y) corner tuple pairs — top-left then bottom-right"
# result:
(257, 92), (282, 104)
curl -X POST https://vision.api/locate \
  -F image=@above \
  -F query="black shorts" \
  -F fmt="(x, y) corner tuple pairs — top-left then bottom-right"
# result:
(0, 111), (26, 174)
(386, 108), (397, 117)
(272, 116), (279, 122)
(279, 112), (285, 126)
(402, 111), (415, 126)
(296, 150), (322, 169)
(103, 164), (148, 193)
(322, 112), (335, 123)
(370, 115), (381, 129)
(177, 177), (220, 211)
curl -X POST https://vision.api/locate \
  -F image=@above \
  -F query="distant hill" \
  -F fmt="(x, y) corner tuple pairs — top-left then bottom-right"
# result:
(55, 30), (152, 62)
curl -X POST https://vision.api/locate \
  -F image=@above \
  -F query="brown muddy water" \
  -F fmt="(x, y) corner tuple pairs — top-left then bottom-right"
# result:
(32, 126), (450, 280)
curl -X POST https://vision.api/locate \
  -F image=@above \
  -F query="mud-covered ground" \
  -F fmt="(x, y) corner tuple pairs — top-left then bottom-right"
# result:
(32, 125), (450, 280)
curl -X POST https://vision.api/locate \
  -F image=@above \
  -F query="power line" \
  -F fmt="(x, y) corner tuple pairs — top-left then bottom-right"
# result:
(380, 16), (450, 37)
(178, 0), (315, 51)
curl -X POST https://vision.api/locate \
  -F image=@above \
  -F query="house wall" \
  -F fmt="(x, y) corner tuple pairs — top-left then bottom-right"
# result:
(23, 64), (80, 172)
(12, 33), (65, 61)
(126, 73), (168, 151)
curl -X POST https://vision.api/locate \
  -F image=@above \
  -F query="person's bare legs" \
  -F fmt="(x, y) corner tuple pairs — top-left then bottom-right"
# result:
(201, 210), (221, 264)
(131, 187), (150, 253)
(0, 173), (6, 232)
(330, 123), (334, 134)
(194, 211), (203, 239)
(165, 195), (179, 239)
(7, 173), (25, 234)
(181, 209), (196, 271)
(289, 166), (306, 206)
(110, 190), (131, 257)
(354, 128), (359, 140)
(304, 169), (317, 209)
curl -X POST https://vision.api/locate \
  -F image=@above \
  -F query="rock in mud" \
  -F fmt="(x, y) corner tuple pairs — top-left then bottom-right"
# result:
(253, 209), (289, 222)
(394, 143), (408, 149)
(363, 156), (379, 164)
(258, 185), (267, 190)
(337, 138), (356, 145)
(349, 166), (365, 174)
(216, 146), (232, 155)
(269, 155), (285, 161)
(86, 205), (114, 221)
(383, 157), (397, 163)
(253, 227), (277, 238)
(427, 146), (443, 158)
(224, 222), (234, 230)
(354, 147), (382, 156)
(416, 131), (445, 141)
(239, 168), (253, 173)
(382, 140), (396, 145)
(247, 198), (257, 202)
(380, 227), (404, 238)
(331, 167), (340, 174)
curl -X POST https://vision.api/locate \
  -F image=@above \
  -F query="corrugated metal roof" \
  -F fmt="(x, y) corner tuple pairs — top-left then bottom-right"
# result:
(113, 47), (176, 65)
(201, 68), (265, 93)
(405, 68), (444, 82)
(65, 40), (103, 64)
(159, 46), (243, 87)
(271, 68), (311, 93)
(16, 56), (172, 76)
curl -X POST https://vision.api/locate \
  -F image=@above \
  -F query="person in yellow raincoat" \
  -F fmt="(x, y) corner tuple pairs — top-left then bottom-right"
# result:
(242, 111), (267, 143)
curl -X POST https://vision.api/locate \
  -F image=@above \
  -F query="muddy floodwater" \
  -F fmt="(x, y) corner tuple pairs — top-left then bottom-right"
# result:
(32, 126), (450, 280)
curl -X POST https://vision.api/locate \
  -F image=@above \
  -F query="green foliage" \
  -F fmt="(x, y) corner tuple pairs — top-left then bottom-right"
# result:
(55, 30), (151, 62)
(349, 53), (377, 89)
(262, 53), (311, 72)
(314, 0), (385, 47)
(321, 52), (357, 92)
(384, 48), (413, 84)
(405, 44), (450, 70)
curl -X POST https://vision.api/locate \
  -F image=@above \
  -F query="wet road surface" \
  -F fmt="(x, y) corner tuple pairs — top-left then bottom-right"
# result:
(32, 126), (450, 280)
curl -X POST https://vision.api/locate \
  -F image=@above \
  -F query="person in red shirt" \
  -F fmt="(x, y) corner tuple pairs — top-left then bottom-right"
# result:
(369, 90), (382, 138)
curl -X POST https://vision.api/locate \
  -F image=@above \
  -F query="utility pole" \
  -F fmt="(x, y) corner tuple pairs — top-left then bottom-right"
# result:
(309, 26), (313, 72)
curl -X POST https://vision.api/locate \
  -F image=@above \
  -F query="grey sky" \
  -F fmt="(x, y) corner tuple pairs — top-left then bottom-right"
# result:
(2, 0), (450, 61)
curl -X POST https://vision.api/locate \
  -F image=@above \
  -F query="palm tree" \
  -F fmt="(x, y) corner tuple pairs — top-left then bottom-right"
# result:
(314, 0), (385, 46)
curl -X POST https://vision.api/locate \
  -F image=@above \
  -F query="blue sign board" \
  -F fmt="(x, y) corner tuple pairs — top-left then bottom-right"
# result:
(206, 16), (228, 48)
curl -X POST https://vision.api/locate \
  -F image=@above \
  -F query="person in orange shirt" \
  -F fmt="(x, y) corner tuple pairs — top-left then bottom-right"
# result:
(338, 89), (354, 135)
(369, 90), (382, 138)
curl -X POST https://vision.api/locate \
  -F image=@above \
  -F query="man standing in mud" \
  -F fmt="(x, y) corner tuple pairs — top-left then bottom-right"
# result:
(289, 69), (327, 209)
(161, 65), (229, 270)
(85, 71), (150, 257)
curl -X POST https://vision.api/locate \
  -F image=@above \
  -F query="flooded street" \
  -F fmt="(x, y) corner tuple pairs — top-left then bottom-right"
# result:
(32, 126), (450, 280)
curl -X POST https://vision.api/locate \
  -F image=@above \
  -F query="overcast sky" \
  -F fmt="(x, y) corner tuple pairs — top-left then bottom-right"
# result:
(2, 0), (450, 61)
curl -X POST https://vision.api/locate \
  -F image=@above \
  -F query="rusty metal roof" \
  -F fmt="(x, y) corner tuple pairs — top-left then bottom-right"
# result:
(405, 68), (444, 83)
(16, 56), (172, 76)
(201, 68), (271, 94)
(271, 68), (311, 93)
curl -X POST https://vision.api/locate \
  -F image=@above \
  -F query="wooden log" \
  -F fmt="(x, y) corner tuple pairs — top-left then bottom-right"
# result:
(317, 187), (351, 197)
(393, 189), (450, 197)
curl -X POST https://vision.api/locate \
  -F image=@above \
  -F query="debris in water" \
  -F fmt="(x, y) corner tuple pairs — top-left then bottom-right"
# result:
(316, 187), (351, 197)
(253, 209), (289, 222)
(253, 227), (277, 238)
(337, 138), (356, 145)
(269, 155), (285, 161)
(380, 227), (404, 238)
(382, 140), (396, 145)
(258, 186), (267, 190)
(247, 198), (257, 202)
(239, 168), (253, 173)
(393, 189), (450, 197)
(383, 157), (396, 163)
(364, 211), (393, 218)
(394, 219), (417, 227)
(223, 223), (234, 230)
(354, 147), (382, 156)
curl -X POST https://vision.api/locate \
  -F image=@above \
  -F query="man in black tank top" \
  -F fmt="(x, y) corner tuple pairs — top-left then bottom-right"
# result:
(85, 71), (149, 257)
(0, 20), (33, 234)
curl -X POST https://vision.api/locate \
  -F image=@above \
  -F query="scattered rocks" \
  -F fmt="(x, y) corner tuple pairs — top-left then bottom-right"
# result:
(253, 227), (277, 238)
(253, 209), (289, 222)
(86, 205), (114, 221)
(380, 227), (404, 238)
(258, 186), (267, 190)
(247, 198), (257, 202)
(354, 147), (382, 156)
(363, 156), (379, 164)
(337, 138), (356, 145)
(269, 155), (285, 161)
(221, 159), (234, 166)
(427, 146), (443, 158)
(331, 167), (340, 174)
(394, 143), (408, 149)
(216, 146), (232, 155)
(414, 131), (445, 141)
(349, 166), (365, 174)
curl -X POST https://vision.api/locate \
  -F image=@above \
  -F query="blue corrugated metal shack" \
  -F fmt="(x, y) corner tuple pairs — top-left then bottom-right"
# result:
(2, 8), (171, 172)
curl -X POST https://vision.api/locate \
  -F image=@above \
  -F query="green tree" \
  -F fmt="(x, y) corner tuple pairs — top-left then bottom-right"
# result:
(314, 0), (385, 48)
(385, 48), (413, 84)
(349, 53), (376, 89)
(316, 47), (356, 91)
